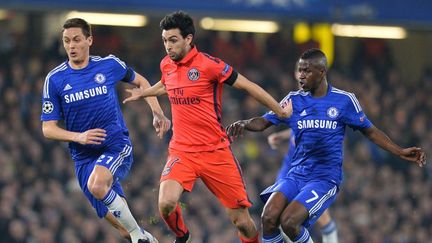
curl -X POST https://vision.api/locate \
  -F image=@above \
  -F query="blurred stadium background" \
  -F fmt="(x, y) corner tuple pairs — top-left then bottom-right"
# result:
(0, 0), (431, 242)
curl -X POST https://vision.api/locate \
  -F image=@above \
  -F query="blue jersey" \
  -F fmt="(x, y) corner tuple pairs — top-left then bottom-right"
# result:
(41, 55), (135, 163)
(263, 85), (372, 185)
(276, 132), (296, 181)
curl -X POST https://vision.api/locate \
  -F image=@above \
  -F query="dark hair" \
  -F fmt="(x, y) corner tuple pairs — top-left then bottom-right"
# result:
(63, 18), (92, 38)
(300, 48), (327, 69)
(160, 11), (195, 39)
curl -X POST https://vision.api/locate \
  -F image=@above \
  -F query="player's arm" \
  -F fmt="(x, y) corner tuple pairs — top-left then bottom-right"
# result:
(129, 73), (171, 138)
(360, 125), (426, 167)
(226, 117), (273, 140)
(130, 73), (166, 113)
(42, 120), (106, 145)
(123, 80), (167, 104)
(232, 73), (292, 118)
(268, 129), (292, 149)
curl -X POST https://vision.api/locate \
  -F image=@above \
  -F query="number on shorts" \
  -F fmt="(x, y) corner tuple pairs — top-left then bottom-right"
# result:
(305, 190), (319, 203)
(96, 155), (114, 165)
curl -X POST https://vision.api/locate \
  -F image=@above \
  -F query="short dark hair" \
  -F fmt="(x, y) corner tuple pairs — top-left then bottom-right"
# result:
(300, 48), (327, 69)
(160, 11), (195, 39)
(63, 18), (92, 38)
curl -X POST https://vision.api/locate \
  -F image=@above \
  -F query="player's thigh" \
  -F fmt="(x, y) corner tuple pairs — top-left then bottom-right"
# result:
(199, 147), (251, 209)
(280, 200), (309, 228)
(260, 177), (300, 204)
(159, 179), (184, 205)
(75, 162), (125, 218)
(160, 148), (199, 192)
(292, 180), (338, 227)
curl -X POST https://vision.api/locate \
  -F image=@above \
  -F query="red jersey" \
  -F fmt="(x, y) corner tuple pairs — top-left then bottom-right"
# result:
(160, 46), (237, 152)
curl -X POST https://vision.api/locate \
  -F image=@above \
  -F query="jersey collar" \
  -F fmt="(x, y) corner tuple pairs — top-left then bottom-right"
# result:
(176, 45), (198, 65)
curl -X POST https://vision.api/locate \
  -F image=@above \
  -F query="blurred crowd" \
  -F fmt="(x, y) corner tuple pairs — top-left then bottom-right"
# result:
(0, 22), (431, 243)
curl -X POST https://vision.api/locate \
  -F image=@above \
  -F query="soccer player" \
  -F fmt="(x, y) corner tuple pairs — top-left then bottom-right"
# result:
(226, 48), (426, 243)
(41, 18), (170, 243)
(264, 60), (338, 243)
(123, 11), (292, 243)
(267, 129), (338, 243)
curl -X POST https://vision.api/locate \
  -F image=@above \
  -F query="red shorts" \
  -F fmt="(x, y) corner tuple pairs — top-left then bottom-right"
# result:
(160, 147), (252, 209)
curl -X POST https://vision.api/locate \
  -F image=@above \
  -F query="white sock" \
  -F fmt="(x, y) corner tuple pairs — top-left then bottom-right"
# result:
(321, 220), (338, 243)
(102, 189), (145, 242)
(306, 237), (314, 243)
(322, 230), (338, 243)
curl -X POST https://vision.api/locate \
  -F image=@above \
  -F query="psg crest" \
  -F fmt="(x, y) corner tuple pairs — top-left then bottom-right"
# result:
(94, 73), (106, 84)
(187, 68), (200, 81)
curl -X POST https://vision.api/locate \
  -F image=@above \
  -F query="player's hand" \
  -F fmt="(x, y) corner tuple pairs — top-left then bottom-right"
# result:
(399, 147), (427, 167)
(153, 111), (171, 139)
(74, 128), (107, 145)
(268, 133), (283, 149)
(278, 99), (293, 118)
(226, 120), (247, 140)
(123, 88), (144, 104)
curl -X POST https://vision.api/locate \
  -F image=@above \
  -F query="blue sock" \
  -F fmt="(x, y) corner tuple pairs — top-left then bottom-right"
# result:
(293, 226), (311, 243)
(320, 220), (337, 235)
(263, 231), (284, 243)
(101, 188), (117, 205)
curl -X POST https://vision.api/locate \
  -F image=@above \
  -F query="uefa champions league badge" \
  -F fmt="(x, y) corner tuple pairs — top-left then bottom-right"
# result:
(221, 64), (230, 76)
(187, 68), (200, 81)
(327, 107), (339, 119)
(42, 101), (54, 114)
(94, 73), (106, 84)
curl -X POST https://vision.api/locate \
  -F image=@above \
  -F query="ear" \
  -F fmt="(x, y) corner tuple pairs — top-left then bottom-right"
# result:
(320, 68), (327, 78)
(185, 34), (193, 45)
(88, 36), (93, 46)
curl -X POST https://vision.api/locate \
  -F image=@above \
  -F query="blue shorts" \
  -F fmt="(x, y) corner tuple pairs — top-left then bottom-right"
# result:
(74, 143), (133, 218)
(260, 176), (338, 228)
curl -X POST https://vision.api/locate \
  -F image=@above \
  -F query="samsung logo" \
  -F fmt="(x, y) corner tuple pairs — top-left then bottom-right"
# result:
(64, 86), (108, 103)
(297, 120), (337, 129)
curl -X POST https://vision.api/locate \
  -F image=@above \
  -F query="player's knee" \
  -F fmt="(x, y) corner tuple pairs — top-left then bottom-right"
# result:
(280, 217), (300, 238)
(261, 210), (279, 231)
(158, 198), (177, 217)
(231, 214), (254, 236)
(87, 183), (109, 200)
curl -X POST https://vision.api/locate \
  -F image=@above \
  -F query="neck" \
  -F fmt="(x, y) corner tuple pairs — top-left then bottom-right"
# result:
(311, 78), (328, 97)
(69, 55), (90, 69)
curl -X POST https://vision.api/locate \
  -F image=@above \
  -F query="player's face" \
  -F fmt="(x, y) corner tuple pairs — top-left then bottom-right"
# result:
(62, 27), (92, 67)
(297, 59), (323, 92)
(162, 28), (192, 61)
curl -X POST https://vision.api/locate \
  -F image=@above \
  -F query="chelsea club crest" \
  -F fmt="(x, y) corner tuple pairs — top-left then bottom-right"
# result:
(94, 73), (106, 84)
(327, 107), (339, 118)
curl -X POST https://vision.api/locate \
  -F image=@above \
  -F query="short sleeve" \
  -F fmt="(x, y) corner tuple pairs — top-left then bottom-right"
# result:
(41, 75), (62, 121)
(108, 54), (135, 83)
(262, 94), (292, 126)
(342, 93), (372, 130)
(202, 53), (236, 84)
